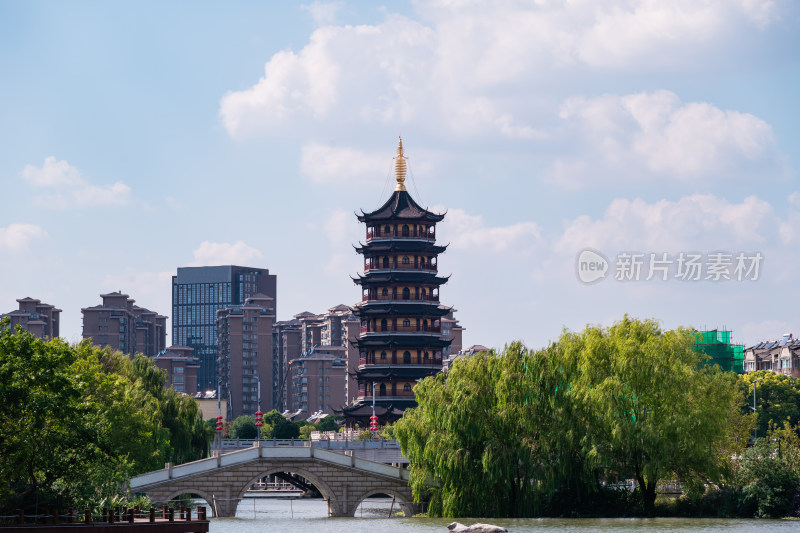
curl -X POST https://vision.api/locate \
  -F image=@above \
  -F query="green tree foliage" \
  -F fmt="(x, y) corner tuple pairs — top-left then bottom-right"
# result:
(739, 371), (800, 438)
(272, 417), (300, 439)
(396, 317), (740, 518)
(0, 320), (211, 512)
(316, 416), (339, 433)
(738, 435), (800, 518)
(564, 317), (738, 515)
(231, 416), (257, 439)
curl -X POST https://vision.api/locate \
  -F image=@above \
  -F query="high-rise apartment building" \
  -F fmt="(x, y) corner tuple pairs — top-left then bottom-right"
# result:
(1, 297), (61, 339)
(82, 292), (166, 356)
(217, 294), (275, 418)
(286, 346), (347, 415)
(172, 265), (276, 393)
(152, 346), (200, 393)
(273, 317), (302, 412)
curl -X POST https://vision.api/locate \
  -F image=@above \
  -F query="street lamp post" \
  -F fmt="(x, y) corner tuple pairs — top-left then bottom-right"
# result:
(750, 376), (765, 440)
(254, 376), (263, 441)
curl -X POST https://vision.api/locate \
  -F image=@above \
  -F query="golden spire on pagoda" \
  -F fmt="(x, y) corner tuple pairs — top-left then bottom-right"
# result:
(393, 137), (407, 191)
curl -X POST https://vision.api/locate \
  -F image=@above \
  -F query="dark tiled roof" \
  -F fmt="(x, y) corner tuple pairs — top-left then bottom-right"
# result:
(357, 190), (445, 223)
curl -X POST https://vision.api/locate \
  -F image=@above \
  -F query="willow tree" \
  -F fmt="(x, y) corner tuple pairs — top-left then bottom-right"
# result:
(395, 342), (593, 517)
(561, 316), (738, 515)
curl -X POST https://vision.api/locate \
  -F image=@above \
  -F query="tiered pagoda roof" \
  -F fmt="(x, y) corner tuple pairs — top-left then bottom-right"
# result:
(357, 189), (445, 223)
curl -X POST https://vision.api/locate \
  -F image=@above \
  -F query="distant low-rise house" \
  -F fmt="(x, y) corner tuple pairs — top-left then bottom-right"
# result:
(443, 344), (491, 371)
(744, 333), (800, 377)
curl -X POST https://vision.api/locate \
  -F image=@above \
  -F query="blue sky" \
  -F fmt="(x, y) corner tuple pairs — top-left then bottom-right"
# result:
(1, 0), (799, 350)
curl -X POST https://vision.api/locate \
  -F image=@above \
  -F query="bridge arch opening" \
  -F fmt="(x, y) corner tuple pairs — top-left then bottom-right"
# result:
(235, 467), (338, 518)
(158, 490), (214, 518)
(351, 488), (415, 518)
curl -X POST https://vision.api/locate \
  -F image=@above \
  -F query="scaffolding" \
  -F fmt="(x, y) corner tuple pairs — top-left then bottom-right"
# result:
(693, 329), (744, 374)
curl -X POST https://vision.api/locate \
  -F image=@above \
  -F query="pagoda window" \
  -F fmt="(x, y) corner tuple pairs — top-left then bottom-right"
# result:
(381, 351), (387, 360)
(384, 225), (391, 235)
(402, 225), (410, 236)
(403, 351), (411, 364)
(402, 256), (410, 265)
(379, 383), (387, 396)
(403, 383), (412, 392)
(402, 287), (410, 300)
(403, 319), (410, 327)
(383, 257), (390, 268)
(423, 351), (429, 360)
(381, 288), (389, 297)
(423, 319), (429, 331)
(381, 319), (388, 331)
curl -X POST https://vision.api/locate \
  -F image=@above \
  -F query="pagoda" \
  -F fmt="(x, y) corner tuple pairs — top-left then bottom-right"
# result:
(342, 138), (451, 425)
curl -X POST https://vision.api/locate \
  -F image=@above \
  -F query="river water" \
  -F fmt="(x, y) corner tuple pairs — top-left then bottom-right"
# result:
(205, 496), (797, 532)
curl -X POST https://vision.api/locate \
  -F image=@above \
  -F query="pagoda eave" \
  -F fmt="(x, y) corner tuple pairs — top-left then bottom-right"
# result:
(352, 273), (450, 286)
(355, 241), (448, 254)
(353, 303), (451, 317)
(357, 335), (452, 349)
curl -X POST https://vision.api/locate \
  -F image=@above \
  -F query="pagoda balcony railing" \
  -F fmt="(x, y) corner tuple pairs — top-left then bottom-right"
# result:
(359, 358), (442, 366)
(360, 325), (442, 334)
(361, 294), (440, 303)
(364, 263), (438, 272)
(357, 393), (417, 401)
(367, 229), (435, 240)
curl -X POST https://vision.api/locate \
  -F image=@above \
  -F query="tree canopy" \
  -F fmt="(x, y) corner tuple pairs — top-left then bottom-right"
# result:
(0, 319), (211, 512)
(395, 316), (741, 517)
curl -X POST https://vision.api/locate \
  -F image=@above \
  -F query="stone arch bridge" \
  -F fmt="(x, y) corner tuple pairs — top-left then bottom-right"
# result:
(127, 444), (419, 518)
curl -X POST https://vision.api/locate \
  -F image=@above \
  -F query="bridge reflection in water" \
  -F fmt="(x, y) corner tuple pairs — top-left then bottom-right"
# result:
(127, 440), (417, 518)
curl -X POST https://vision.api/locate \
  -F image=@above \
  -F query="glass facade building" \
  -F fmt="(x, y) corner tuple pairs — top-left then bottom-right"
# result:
(172, 265), (277, 392)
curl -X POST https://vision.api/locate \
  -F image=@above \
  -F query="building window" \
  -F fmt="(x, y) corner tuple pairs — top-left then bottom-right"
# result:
(381, 351), (387, 360)
(403, 319), (410, 327)
(402, 287), (410, 300)
(403, 351), (411, 364)
(383, 257), (390, 268)
(381, 319), (388, 331)
(384, 225), (391, 234)
(402, 225), (409, 236)
(382, 288), (389, 297)
(175, 366), (184, 374)
(379, 383), (387, 396)
(402, 256), (410, 264)
(403, 383), (412, 392)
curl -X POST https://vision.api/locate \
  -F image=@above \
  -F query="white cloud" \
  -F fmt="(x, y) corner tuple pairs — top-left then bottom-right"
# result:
(22, 157), (132, 208)
(301, 1), (344, 26)
(548, 91), (779, 188)
(779, 192), (800, 245)
(556, 194), (776, 253)
(0, 223), (47, 252)
(438, 208), (542, 253)
(301, 143), (391, 185)
(190, 241), (264, 266)
(219, 1), (786, 142)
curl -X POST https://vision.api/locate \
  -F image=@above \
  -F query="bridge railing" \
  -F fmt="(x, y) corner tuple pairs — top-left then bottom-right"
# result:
(212, 438), (401, 451)
(129, 444), (410, 490)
